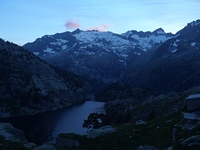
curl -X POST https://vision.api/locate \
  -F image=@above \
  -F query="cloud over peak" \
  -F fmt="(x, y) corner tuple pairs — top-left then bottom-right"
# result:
(65, 19), (109, 32)
(86, 24), (109, 32)
(65, 20), (80, 29)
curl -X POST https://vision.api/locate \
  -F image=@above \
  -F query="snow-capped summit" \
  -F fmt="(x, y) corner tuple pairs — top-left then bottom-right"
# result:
(152, 28), (166, 35)
(121, 28), (173, 51)
(151, 19), (200, 59)
(24, 28), (173, 60)
(73, 30), (130, 47)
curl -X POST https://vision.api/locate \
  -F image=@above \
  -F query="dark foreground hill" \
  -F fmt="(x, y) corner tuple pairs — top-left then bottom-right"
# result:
(0, 39), (88, 118)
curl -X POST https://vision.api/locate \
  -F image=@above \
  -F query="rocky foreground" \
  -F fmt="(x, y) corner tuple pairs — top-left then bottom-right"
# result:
(1, 87), (200, 150)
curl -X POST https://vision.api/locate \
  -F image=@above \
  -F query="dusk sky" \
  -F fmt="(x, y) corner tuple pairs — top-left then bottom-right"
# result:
(0, 0), (199, 45)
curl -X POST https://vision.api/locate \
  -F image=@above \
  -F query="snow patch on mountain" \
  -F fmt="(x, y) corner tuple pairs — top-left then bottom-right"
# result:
(74, 31), (132, 48)
(50, 39), (68, 46)
(172, 41), (178, 47)
(191, 42), (196, 46)
(121, 29), (172, 51)
(134, 52), (141, 55)
(59, 39), (68, 43)
(72, 30), (139, 58)
(131, 34), (171, 51)
(156, 30), (166, 34)
(62, 45), (67, 50)
(33, 52), (39, 56)
(44, 47), (55, 54)
(171, 49), (178, 53)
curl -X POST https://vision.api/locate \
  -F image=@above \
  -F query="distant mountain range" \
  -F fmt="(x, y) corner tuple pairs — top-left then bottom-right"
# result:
(23, 27), (173, 92)
(23, 20), (200, 96)
(0, 39), (88, 118)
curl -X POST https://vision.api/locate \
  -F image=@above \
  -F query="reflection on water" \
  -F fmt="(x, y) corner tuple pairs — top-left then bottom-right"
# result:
(0, 101), (104, 144)
(52, 101), (105, 137)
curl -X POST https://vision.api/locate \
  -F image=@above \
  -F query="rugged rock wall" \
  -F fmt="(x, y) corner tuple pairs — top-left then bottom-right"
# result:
(0, 39), (89, 118)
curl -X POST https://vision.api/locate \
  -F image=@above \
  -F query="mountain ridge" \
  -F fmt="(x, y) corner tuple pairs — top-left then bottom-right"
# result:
(23, 27), (174, 92)
(0, 38), (89, 118)
(119, 19), (200, 93)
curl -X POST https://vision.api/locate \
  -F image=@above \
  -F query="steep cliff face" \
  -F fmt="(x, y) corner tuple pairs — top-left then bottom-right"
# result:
(0, 39), (88, 118)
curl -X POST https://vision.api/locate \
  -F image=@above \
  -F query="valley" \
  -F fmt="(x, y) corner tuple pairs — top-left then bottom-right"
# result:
(0, 19), (200, 149)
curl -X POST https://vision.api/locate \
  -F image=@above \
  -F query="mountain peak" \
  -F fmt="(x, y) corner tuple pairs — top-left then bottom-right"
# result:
(72, 28), (82, 34)
(153, 28), (166, 35)
(188, 19), (200, 27)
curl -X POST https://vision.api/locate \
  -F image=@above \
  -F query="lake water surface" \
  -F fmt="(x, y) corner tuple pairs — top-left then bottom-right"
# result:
(0, 100), (105, 143)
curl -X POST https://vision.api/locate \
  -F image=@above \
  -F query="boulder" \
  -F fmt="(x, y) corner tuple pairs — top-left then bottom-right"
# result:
(24, 143), (37, 149)
(183, 112), (200, 120)
(137, 145), (158, 150)
(185, 94), (200, 111)
(182, 123), (196, 131)
(56, 136), (80, 147)
(0, 123), (27, 143)
(87, 125), (116, 138)
(181, 135), (200, 147)
(164, 146), (173, 150)
(136, 120), (147, 126)
(33, 144), (56, 150)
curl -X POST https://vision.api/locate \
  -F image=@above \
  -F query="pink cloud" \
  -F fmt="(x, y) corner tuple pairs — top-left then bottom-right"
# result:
(86, 24), (109, 32)
(65, 20), (80, 29)
(102, 24), (109, 29)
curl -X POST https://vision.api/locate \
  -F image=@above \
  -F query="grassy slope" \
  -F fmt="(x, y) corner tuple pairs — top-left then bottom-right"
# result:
(57, 111), (200, 150)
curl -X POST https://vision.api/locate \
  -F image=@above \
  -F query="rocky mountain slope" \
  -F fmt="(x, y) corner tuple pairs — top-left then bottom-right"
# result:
(121, 20), (200, 94)
(23, 28), (173, 92)
(95, 20), (200, 102)
(0, 39), (88, 118)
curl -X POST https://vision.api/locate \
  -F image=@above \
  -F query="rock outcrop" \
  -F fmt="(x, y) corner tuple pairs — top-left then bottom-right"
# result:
(137, 145), (158, 150)
(56, 136), (80, 147)
(87, 125), (116, 138)
(0, 123), (27, 143)
(135, 120), (147, 126)
(185, 94), (200, 111)
(181, 135), (200, 147)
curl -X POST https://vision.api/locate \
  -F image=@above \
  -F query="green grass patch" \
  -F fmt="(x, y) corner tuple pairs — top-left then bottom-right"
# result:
(57, 111), (186, 150)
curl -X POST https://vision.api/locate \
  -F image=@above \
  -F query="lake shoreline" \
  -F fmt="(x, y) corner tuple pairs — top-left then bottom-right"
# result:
(0, 100), (105, 144)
